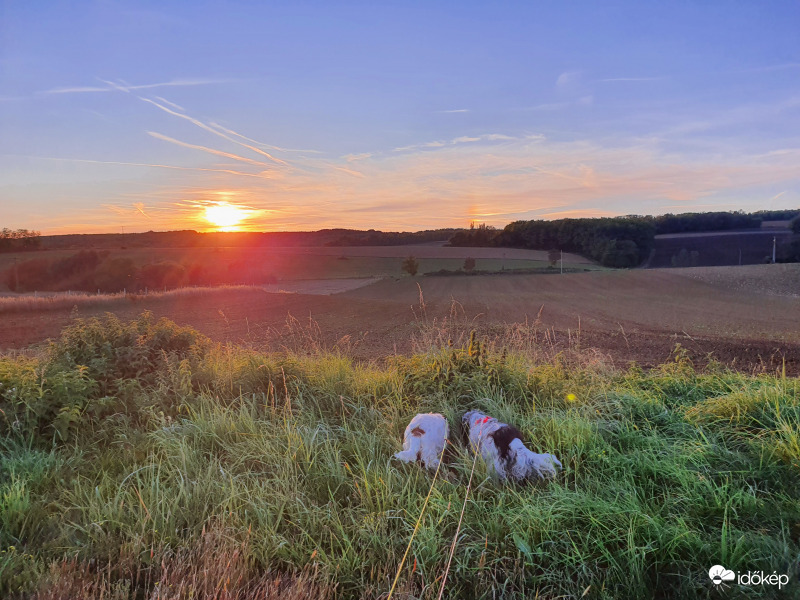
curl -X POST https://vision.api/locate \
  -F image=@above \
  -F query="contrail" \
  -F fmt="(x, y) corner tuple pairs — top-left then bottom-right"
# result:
(147, 132), (272, 167)
(10, 154), (275, 180)
(140, 97), (289, 166)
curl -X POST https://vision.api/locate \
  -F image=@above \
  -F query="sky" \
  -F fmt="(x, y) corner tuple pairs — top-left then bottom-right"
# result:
(1, 1), (799, 234)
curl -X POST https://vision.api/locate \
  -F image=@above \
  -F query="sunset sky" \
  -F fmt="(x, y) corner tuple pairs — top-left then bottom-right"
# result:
(2, 1), (799, 234)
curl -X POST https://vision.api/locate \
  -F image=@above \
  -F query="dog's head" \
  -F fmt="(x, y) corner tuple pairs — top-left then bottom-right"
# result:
(512, 444), (562, 480)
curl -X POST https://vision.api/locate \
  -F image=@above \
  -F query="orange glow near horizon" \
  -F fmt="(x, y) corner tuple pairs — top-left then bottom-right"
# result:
(203, 202), (250, 231)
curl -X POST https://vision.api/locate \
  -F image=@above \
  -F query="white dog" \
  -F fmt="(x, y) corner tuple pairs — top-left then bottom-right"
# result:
(394, 413), (449, 470)
(462, 410), (561, 481)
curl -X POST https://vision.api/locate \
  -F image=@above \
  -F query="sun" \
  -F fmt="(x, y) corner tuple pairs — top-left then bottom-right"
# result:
(204, 202), (248, 231)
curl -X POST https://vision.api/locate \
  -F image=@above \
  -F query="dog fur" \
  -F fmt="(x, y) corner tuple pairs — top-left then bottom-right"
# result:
(462, 410), (561, 481)
(393, 413), (449, 470)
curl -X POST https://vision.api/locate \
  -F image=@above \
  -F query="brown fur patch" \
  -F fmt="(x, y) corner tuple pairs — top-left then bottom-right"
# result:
(410, 426), (426, 437)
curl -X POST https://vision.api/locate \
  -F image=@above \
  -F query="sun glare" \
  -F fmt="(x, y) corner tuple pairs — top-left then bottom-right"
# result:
(204, 202), (248, 231)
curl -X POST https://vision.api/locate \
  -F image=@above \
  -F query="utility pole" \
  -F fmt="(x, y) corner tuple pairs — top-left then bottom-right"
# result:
(772, 236), (776, 264)
(13, 256), (18, 291)
(560, 249), (563, 274)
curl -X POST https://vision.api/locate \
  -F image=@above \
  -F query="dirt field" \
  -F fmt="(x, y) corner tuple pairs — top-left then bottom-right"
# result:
(0, 244), (594, 292)
(2, 265), (798, 374)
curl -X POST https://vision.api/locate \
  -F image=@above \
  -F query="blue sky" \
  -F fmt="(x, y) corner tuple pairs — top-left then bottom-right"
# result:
(1, 1), (799, 233)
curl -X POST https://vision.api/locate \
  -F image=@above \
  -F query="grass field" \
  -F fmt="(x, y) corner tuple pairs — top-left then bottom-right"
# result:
(1, 314), (798, 599)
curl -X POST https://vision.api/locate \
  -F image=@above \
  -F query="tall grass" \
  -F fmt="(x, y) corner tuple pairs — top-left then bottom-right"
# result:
(0, 285), (261, 314)
(0, 312), (798, 598)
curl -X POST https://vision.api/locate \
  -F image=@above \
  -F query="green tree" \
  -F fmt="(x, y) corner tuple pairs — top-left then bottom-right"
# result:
(401, 256), (419, 276)
(463, 257), (476, 272)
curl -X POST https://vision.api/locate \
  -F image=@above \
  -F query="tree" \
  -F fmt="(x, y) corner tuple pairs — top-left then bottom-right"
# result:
(547, 249), (560, 267)
(401, 256), (419, 276)
(463, 257), (476, 272)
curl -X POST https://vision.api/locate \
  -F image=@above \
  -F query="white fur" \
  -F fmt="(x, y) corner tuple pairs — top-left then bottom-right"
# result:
(394, 413), (449, 470)
(462, 410), (561, 481)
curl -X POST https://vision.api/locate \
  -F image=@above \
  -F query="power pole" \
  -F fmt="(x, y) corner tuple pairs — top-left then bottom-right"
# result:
(560, 249), (563, 274)
(13, 257), (18, 291)
(772, 236), (776, 264)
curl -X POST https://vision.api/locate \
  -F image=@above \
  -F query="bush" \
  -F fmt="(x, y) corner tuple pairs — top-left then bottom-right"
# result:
(3, 258), (51, 292)
(401, 256), (419, 276)
(463, 257), (476, 272)
(138, 262), (187, 290)
(93, 257), (138, 292)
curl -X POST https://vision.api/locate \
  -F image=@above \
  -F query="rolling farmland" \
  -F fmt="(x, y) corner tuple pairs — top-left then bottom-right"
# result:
(2, 264), (798, 374)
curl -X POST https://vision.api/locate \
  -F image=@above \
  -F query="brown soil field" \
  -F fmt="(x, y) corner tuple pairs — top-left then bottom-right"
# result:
(0, 244), (593, 292)
(1, 265), (798, 374)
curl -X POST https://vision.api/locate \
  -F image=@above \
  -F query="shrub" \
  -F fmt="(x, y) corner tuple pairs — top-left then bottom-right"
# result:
(463, 257), (476, 272)
(93, 258), (138, 292)
(401, 256), (419, 276)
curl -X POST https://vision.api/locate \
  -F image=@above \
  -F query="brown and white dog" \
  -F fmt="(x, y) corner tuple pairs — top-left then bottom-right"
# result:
(462, 410), (561, 481)
(393, 413), (449, 470)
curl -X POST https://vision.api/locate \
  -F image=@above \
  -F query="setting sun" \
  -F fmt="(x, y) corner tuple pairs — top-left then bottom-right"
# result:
(204, 202), (248, 231)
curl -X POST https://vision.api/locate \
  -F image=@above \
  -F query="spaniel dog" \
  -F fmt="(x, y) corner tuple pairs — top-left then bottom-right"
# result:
(462, 410), (561, 481)
(393, 413), (449, 470)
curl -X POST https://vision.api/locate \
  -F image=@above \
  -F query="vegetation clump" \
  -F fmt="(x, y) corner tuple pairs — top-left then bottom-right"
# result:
(0, 315), (798, 599)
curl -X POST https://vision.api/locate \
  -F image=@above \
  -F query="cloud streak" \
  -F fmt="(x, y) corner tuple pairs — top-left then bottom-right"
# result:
(146, 132), (273, 167)
(43, 78), (237, 95)
(140, 97), (290, 167)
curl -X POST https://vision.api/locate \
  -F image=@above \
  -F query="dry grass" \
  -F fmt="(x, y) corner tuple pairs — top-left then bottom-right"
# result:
(409, 288), (615, 372)
(32, 527), (336, 600)
(0, 286), (259, 314)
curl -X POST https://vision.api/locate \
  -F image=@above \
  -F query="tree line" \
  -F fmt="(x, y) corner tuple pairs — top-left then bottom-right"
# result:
(449, 219), (654, 268)
(3, 250), (278, 293)
(0, 228), (41, 252)
(449, 210), (799, 268)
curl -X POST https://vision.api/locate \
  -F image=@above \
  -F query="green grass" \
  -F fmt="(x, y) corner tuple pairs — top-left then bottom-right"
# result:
(0, 313), (798, 599)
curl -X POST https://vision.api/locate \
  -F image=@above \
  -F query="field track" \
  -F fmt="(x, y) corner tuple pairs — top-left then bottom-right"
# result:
(1, 265), (798, 373)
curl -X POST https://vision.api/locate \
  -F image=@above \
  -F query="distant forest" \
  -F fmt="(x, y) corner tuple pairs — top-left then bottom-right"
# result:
(35, 228), (460, 251)
(449, 210), (800, 268)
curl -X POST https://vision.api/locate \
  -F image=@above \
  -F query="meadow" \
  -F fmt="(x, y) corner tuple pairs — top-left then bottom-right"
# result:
(1, 313), (798, 599)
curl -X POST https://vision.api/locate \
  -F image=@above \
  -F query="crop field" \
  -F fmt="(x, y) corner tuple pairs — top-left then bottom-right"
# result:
(0, 245), (595, 293)
(1, 313), (798, 599)
(1, 264), (798, 375)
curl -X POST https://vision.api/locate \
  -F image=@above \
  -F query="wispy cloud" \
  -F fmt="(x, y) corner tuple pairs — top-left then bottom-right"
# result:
(735, 63), (800, 74)
(153, 96), (185, 111)
(394, 133), (519, 152)
(555, 70), (581, 91)
(208, 122), (322, 155)
(43, 78), (237, 95)
(343, 153), (372, 162)
(521, 96), (593, 111)
(140, 97), (289, 167)
(146, 131), (273, 167)
(600, 77), (665, 82)
(437, 108), (470, 113)
(5, 154), (277, 180)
